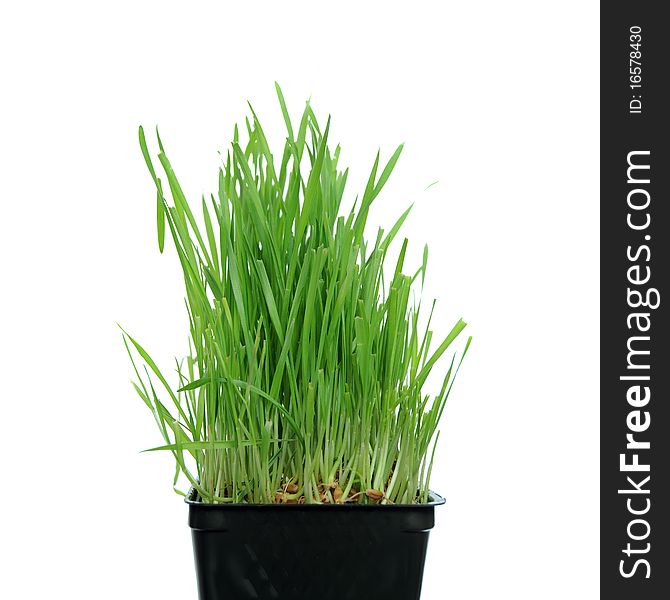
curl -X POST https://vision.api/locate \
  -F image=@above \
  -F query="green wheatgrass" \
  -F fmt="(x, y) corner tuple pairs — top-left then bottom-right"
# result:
(122, 84), (470, 505)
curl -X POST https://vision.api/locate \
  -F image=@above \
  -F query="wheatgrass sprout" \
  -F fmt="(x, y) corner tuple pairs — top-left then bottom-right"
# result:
(123, 84), (470, 504)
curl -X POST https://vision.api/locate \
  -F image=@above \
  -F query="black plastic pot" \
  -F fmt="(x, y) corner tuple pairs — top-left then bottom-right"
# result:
(186, 488), (445, 600)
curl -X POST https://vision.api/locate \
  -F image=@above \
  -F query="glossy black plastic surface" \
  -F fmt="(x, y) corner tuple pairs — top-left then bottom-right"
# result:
(186, 488), (445, 600)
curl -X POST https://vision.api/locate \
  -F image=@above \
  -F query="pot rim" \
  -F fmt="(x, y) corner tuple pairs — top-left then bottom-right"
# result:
(184, 487), (445, 508)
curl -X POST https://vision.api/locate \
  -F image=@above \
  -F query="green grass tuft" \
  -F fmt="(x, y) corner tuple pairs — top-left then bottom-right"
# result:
(123, 85), (470, 504)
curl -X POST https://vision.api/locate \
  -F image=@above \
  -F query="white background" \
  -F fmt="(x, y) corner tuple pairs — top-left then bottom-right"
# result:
(0, 1), (599, 598)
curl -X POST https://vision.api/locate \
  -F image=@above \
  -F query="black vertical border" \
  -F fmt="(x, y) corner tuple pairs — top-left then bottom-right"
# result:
(601, 3), (669, 597)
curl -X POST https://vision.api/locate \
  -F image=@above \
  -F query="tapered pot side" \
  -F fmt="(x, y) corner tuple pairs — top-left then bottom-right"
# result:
(186, 488), (445, 600)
